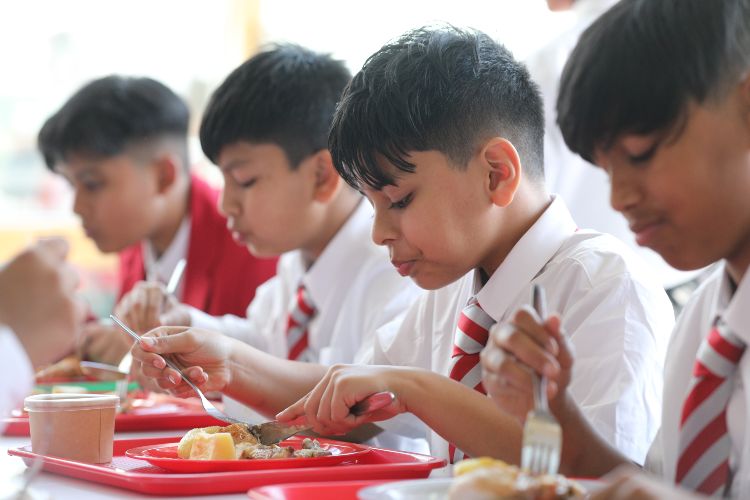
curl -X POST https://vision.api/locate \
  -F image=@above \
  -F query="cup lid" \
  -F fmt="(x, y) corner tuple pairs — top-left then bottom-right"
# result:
(24, 393), (120, 411)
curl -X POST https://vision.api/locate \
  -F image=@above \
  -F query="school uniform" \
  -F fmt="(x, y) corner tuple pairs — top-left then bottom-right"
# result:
(190, 199), (424, 453)
(646, 263), (750, 497)
(372, 196), (674, 462)
(0, 327), (33, 428)
(117, 174), (277, 316)
(190, 200), (421, 363)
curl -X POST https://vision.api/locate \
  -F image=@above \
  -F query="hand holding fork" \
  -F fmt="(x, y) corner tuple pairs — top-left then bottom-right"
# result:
(520, 284), (562, 475)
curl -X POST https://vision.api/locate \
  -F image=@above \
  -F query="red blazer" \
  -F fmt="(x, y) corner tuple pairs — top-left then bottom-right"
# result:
(117, 175), (278, 316)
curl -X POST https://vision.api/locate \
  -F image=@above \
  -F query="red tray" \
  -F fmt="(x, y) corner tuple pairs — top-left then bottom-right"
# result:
(247, 480), (391, 500)
(3, 400), (225, 436)
(8, 437), (446, 496)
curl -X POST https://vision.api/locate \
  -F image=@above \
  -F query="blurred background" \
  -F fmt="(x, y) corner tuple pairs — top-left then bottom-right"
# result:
(0, 0), (581, 314)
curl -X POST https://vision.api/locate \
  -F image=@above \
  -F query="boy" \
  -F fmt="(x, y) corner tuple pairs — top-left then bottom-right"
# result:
(131, 28), (672, 463)
(481, 0), (750, 497)
(38, 76), (277, 363)
(124, 45), (421, 439)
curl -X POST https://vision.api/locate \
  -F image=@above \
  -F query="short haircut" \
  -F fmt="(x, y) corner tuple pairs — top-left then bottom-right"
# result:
(557, 0), (750, 163)
(329, 26), (545, 190)
(38, 75), (190, 170)
(200, 44), (351, 168)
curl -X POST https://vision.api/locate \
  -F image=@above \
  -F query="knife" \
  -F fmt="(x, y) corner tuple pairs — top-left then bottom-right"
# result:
(248, 391), (396, 445)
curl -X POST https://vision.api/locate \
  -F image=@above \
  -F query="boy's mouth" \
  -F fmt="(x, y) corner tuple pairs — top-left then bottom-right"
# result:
(391, 259), (416, 277)
(629, 219), (663, 247)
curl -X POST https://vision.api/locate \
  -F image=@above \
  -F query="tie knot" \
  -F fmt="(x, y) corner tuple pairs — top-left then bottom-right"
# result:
(694, 322), (746, 378)
(295, 284), (316, 319)
(453, 298), (495, 355)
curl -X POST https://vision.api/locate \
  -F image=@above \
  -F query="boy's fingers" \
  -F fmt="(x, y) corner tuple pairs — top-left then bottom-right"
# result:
(494, 323), (560, 378)
(140, 327), (193, 354)
(277, 395), (307, 421)
(511, 308), (558, 354)
(545, 316), (574, 369)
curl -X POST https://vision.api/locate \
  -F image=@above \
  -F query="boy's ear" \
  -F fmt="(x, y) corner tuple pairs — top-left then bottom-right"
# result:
(152, 154), (180, 194)
(481, 137), (522, 207)
(311, 149), (341, 203)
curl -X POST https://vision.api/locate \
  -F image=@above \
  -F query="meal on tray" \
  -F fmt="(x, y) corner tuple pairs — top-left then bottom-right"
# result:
(178, 423), (332, 460)
(448, 458), (585, 499)
(34, 355), (86, 383)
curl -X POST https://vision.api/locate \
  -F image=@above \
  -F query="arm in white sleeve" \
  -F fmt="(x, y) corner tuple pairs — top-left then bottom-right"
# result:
(0, 326), (34, 423)
(563, 273), (672, 465)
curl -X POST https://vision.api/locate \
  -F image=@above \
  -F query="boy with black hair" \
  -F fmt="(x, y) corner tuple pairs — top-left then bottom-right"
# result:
(130, 28), (672, 463)
(38, 75), (277, 363)
(482, 0), (750, 497)
(123, 46), (421, 440)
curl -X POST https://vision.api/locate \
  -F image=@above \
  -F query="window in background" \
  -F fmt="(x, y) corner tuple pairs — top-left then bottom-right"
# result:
(0, 0), (569, 315)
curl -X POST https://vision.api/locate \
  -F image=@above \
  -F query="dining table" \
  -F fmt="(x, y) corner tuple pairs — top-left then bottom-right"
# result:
(1, 429), (246, 500)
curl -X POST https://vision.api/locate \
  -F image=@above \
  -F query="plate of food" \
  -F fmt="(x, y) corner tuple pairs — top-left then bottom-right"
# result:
(358, 457), (602, 499)
(125, 423), (371, 472)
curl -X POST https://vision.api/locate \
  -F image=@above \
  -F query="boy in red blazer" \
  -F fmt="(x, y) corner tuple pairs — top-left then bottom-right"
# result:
(38, 76), (277, 364)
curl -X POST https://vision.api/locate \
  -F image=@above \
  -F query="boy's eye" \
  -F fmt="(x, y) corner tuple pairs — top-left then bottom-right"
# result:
(235, 177), (257, 189)
(389, 192), (413, 210)
(82, 181), (104, 192)
(625, 142), (659, 165)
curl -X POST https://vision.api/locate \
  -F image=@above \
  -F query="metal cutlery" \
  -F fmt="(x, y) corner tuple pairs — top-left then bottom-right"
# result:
(248, 391), (395, 445)
(110, 313), (395, 445)
(520, 284), (562, 475)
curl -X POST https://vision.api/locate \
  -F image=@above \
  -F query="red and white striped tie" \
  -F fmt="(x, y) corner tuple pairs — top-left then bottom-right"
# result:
(676, 320), (746, 495)
(447, 298), (495, 462)
(286, 284), (316, 361)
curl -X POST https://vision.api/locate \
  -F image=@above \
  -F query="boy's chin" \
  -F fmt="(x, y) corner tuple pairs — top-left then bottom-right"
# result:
(410, 272), (463, 291)
(244, 242), (282, 259)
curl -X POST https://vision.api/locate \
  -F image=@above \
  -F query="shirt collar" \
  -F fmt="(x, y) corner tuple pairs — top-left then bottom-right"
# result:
(475, 195), (577, 320)
(299, 199), (376, 307)
(719, 263), (750, 345)
(142, 216), (191, 284)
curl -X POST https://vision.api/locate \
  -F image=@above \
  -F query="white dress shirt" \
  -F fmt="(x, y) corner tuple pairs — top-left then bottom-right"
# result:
(0, 326), (34, 431)
(191, 200), (421, 363)
(142, 216), (190, 300)
(372, 196), (674, 462)
(190, 201), (423, 450)
(526, 0), (698, 289)
(647, 263), (750, 498)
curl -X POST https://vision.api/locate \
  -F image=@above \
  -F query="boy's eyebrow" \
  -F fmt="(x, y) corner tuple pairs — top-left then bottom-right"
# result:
(220, 158), (254, 172)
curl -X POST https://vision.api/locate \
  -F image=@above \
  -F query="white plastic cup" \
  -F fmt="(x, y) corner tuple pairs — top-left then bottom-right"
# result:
(24, 393), (119, 463)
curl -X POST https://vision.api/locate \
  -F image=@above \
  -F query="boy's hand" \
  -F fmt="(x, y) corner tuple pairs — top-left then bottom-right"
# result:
(0, 238), (85, 367)
(276, 364), (405, 435)
(81, 320), (133, 365)
(115, 281), (191, 334)
(591, 467), (705, 500)
(480, 306), (574, 423)
(130, 326), (233, 398)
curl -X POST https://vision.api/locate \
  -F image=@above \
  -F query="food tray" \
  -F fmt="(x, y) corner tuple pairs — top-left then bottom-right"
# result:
(7, 437), (446, 496)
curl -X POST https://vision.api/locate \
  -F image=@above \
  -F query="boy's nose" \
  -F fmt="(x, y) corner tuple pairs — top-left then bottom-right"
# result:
(609, 167), (642, 214)
(218, 185), (239, 217)
(371, 208), (398, 246)
(72, 191), (86, 217)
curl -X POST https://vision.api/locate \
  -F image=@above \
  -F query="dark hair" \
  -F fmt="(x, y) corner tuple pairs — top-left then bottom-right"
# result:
(38, 75), (189, 170)
(329, 26), (545, 190)
(557, 0), (750, 163)
(200, 44), (351, 167)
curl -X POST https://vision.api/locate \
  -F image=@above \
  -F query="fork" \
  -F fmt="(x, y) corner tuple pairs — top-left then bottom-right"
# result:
(110, 314), (247, 427)
(520, 284), (562, 475)
(110, 314), (394, 440)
